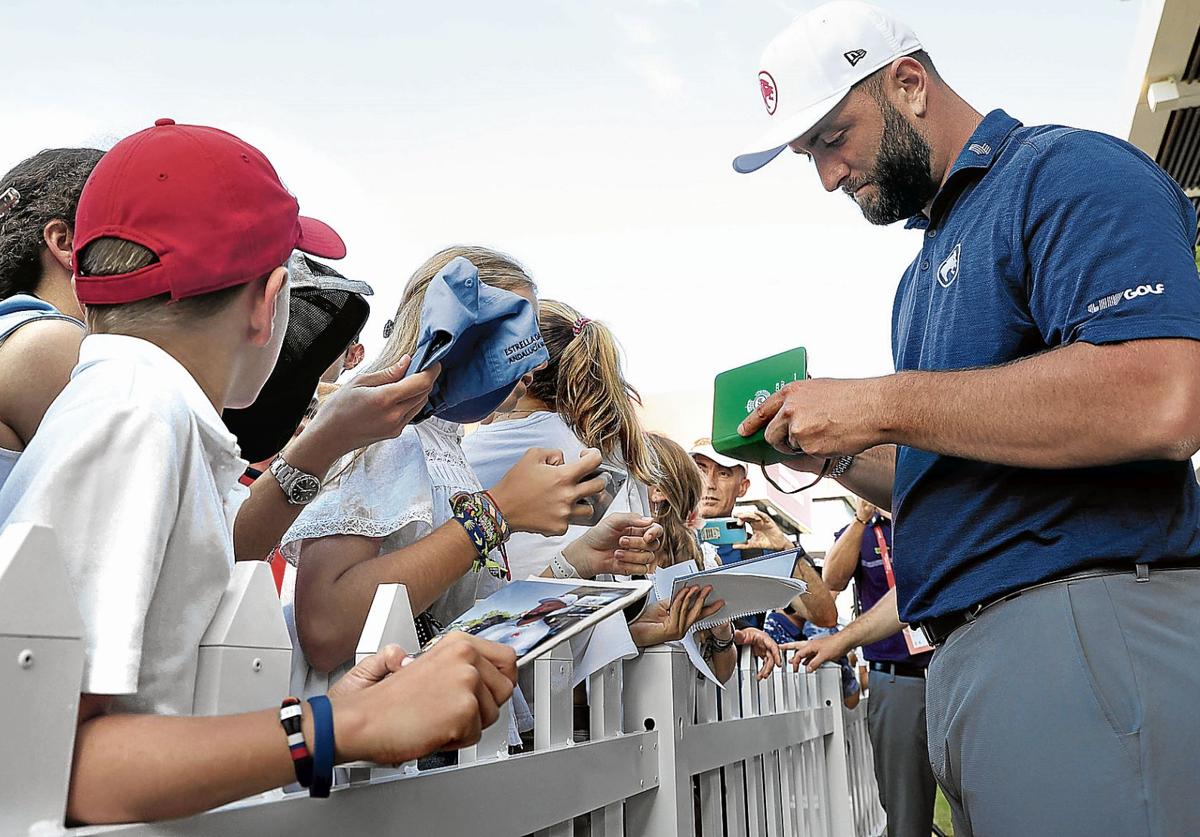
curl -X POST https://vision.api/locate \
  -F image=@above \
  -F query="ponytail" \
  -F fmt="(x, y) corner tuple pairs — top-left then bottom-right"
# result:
(528, 300), (658, 486)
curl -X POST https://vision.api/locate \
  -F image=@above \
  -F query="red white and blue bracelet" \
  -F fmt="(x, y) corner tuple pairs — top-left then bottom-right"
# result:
(279, 697), (313, 789)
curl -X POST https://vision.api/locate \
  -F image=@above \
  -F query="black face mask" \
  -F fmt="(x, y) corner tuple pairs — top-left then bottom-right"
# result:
(844, 96), (939, 226)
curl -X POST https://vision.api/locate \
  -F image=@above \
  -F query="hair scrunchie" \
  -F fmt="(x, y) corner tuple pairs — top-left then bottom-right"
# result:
(571, 316), (592, 336)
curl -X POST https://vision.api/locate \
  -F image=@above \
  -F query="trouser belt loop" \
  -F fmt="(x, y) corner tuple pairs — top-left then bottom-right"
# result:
(1135, 563), (1150, 583)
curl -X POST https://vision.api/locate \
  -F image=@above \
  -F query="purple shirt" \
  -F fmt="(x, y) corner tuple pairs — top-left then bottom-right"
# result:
(836, 516), (932, 666)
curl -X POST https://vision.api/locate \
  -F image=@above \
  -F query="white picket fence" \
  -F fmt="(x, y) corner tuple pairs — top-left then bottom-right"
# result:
(0, 522), (885, 836)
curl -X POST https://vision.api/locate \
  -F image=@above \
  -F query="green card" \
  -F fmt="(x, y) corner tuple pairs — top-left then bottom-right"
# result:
(711, 347), (807, 466)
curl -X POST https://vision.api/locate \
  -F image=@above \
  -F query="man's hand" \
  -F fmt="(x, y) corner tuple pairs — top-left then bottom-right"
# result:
(781, 632), (852, 674)
(630, 585), (724, 647)
(559, 513), (664, 577)
(732, 508), (793, 552)
(303, 356), (440, 463)
(490, 448), (606, 535)
(854, 497), (876, 523)
(737, 378), (885, 461)
(735, 627), (783, 680)
(335, 633), (517, 766)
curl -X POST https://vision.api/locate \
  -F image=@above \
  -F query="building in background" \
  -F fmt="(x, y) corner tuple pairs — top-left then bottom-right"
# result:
(1126, 0), (1200, 234)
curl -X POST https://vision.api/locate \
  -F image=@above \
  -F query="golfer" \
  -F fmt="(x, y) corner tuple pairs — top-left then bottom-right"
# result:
(733, 3), (1200, 835)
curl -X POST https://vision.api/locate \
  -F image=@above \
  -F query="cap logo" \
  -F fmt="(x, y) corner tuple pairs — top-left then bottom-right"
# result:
(844, 49), (867, 67)
(758, 71), (778, 115)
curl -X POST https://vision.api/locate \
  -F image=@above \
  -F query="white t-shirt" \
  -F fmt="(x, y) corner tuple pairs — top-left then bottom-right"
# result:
(0, 334), (248, 716)
(462, 411), (650, 581)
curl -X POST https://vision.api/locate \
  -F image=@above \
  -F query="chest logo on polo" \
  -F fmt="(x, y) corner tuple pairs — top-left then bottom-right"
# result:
(936, 242), (961, 289)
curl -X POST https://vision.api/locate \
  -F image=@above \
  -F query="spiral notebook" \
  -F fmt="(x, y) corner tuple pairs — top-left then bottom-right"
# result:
(654, 548), (809, 633)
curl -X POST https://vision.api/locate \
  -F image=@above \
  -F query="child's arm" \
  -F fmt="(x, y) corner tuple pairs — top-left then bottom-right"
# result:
(67, 636), (515, 825)
(295, 448), (609, 672)
(232, 361), (439, 563)
(295, 522), (480, 672)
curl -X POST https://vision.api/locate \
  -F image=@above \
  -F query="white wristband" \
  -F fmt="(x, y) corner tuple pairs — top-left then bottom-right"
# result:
(550, 551), (581, 579)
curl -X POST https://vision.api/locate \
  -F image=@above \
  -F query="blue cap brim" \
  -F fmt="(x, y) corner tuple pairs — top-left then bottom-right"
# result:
(732, 144), (788, 174)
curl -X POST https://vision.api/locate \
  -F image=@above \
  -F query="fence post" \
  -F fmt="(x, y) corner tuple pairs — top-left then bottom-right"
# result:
(193, 561), (291, 715)
(0, 523), (84, 836)
(622, 646), (692, 836)
(818, 665), (854, 836)
(354, 582), (421, 661)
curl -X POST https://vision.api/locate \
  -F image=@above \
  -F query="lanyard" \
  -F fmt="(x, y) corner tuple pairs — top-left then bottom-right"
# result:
(871, 521), (933, 654)
(874, 523), (896, 589)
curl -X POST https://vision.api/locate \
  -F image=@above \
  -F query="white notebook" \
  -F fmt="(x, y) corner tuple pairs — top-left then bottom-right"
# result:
(654, 548), (809, 633)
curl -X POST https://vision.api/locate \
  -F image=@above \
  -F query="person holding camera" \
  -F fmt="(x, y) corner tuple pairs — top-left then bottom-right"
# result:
(689, 438), (837, 628)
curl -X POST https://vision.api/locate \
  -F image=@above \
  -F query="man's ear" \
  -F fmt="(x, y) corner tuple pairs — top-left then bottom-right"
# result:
(737, 477), (751, 499)
(889, 55), (928, 118)
(344, 341), (365, 372)
(248, 266), (289, 347)
(42, 220), (74, 273)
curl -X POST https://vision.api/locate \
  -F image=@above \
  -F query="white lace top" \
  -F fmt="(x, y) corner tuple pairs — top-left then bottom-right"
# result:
(281, 417), (506, 697)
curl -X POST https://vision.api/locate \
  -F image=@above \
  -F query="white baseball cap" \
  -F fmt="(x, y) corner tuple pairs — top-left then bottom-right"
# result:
(689, 439), (745, 472)
(732, 1), (922, 174)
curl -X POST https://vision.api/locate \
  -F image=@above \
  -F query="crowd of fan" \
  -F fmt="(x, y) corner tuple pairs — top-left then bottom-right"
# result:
(0, 126), (843, 825)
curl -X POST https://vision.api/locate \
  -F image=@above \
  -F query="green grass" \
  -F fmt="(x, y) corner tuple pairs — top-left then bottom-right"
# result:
(934, 787), (954, 835)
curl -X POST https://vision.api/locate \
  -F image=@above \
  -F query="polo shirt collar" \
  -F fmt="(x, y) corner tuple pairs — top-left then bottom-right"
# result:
(76, 334), (243, 465)
(904, 109), (1023, 230)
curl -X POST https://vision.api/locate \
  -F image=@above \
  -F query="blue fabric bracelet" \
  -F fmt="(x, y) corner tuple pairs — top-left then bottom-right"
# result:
(306, 695), (335, 798)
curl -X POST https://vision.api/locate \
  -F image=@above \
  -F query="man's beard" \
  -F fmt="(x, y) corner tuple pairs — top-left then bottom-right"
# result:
(844, 97), (938, 225)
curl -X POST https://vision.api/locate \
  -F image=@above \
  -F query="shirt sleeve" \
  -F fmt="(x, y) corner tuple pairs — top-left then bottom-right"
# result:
(4, 404), (181, 696)
(280, 430), (434, 564)
(1021, 131), (1200, 347)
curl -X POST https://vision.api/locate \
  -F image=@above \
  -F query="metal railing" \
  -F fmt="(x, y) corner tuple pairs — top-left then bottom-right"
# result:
(1, 522), (885, 836)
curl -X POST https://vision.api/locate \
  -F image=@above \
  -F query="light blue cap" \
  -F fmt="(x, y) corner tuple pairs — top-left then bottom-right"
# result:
(407, 256), (549, 424)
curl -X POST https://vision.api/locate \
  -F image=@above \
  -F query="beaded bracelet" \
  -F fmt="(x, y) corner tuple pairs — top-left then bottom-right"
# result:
(279, 697), (313, 788)
(450, 490), (512, 580)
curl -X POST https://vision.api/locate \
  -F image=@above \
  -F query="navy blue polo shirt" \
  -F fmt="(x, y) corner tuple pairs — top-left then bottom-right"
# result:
(891, 110), (1200, 624)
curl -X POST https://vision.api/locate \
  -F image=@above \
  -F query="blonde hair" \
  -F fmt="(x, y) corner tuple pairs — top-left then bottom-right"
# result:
(368, 245), (536, 375)
(526, 299), (658, 486)
(647, 432), (704, 569)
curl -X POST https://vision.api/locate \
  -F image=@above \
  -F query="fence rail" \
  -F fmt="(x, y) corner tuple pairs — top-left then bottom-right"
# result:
(1, 523), (885, 836)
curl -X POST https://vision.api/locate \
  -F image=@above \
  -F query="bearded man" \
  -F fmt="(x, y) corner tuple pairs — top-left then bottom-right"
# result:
(733, 3), (1200, 836)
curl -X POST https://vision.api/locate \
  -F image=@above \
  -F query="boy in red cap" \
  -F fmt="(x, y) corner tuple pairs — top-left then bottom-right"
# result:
(0, 119), (517, 824)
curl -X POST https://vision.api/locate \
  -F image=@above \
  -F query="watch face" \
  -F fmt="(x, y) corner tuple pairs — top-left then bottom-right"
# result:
(290, 474), (321, 504)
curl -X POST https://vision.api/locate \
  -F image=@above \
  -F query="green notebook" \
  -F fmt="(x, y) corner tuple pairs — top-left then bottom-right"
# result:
(711, 347), (807, 466)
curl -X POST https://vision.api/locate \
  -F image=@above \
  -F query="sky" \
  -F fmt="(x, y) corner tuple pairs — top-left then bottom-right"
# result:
(1, 0), (1150, 424)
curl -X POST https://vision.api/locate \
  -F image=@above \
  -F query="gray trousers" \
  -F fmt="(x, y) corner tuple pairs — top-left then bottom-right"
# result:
(926, 566), (1200, 837)
(866, 669), (937, 837)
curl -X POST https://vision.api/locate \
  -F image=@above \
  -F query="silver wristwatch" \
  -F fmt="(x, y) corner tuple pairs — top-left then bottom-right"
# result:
(269, 456), (322, 505)
(828, 455), (855, 480)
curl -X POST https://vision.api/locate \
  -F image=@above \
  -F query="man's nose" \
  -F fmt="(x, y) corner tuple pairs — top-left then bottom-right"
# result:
(816, 159), (849, 193)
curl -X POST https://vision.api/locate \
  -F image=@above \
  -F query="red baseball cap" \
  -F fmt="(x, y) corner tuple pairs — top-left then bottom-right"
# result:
(73, 118), (346, 305)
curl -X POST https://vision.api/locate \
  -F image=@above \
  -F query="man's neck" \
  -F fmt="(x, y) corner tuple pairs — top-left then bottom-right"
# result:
(922, 92), (986, 215)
